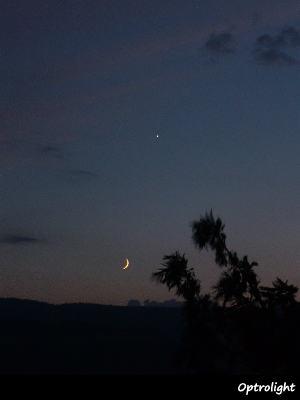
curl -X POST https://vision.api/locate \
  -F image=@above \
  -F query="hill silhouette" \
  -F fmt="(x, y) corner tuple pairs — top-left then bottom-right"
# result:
(0, 298), (183, 375)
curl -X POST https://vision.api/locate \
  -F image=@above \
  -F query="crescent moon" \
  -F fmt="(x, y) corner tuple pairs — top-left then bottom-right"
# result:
(123, 259), (129, 270)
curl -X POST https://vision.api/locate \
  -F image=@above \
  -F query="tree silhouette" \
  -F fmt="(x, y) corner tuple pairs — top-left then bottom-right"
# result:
(191, 210), (264, 307)
(191, 210), (228, 267)
(260, 278), (298, 308)
(152, 210), (299, 374)
(152, 252), (201, 302)
(212, 256), (263, 308)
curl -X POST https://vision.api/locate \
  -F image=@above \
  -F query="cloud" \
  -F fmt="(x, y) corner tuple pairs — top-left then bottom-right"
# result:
(0, 235), (40, 245)
(253, 48), (299, 66)
(202, 32), (236, 64)
(62, 170), (97, 184)
(204, 33), (236, 55)
(0, 140), (66, 169)
(127, 299), (141, 307)
(253, 26), (300, 66)
(38, 145), (65, 159)
(127, 299), (184, 307)
(261, 27), (300, 48)
(143, 299), (183, 308)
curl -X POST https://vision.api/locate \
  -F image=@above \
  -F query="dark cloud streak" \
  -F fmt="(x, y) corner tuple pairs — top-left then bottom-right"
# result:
(38, 145), (65, 159)
(255, 27), (300, 49)
(253, 48), (299, 66)
(253, 26), (300, 66)
(204, 33), (236, 55)
(203, 32), (236, 65)
(0, 235), (40, 245)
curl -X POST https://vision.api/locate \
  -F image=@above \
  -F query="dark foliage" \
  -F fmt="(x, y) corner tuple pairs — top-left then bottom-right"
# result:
(152, 210), (299, 374)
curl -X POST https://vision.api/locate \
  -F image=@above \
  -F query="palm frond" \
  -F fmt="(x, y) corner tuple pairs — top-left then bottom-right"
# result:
(151, 251), (201, 300)
(190, 209), (228, 267)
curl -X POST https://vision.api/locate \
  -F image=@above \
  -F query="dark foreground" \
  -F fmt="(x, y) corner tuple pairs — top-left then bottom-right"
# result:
(1, 298), (299, 375)
(0, 298), (183, 375)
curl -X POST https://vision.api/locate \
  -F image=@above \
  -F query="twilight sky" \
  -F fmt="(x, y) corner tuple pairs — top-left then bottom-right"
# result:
(0, 0), (299, 305)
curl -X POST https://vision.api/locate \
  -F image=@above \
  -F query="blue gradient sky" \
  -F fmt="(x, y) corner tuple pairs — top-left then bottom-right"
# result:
(0, 0), (299, 305)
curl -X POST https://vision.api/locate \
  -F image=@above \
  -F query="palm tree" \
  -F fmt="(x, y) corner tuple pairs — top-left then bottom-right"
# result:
(212, 265), (263, 308)
(152, 210), (300, 374)
(191, 209), (228, 267)
(151, 251), (201, 301)
(151, 251), (222, 374)
(260, 278), (299, 308)
(212, 270), (242, 307)
(191, 211), (263, 307)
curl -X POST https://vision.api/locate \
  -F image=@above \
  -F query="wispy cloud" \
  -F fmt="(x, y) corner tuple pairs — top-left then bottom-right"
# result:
(38, 145), (65, 159)
(62, 170), (98, 184)
(252, 26), (300, 66)
(253, 48), (299, 66)
(256, 27), (300, 48)
(203, 32), (236, 64)
(0, 140), (67, 169)
(0, 235), (40, 245)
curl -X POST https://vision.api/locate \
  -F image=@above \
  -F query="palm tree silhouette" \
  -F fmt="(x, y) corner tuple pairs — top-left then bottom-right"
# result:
(151, 252), (202, 302)
(212, 255), (263, 308)
(191, 210), (228, 267)
(260, 278), (298, 308)
(151, 251), (220, 374)
(191, 211), (264, 307)
(152, 210), (300, 374)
